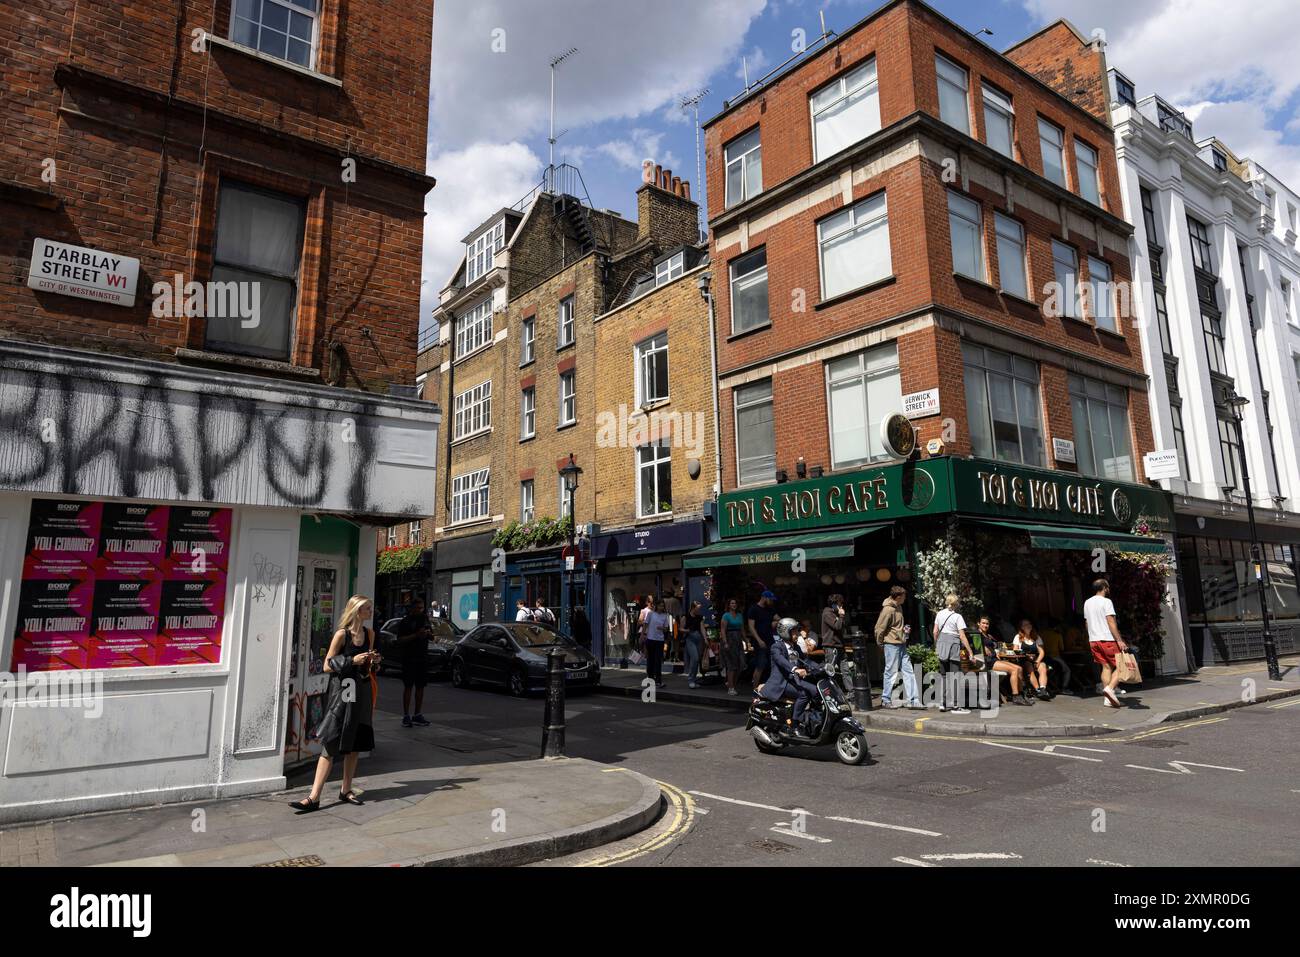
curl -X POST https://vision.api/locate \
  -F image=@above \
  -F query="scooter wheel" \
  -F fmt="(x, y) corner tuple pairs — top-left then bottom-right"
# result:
(835, 730), (869, 766)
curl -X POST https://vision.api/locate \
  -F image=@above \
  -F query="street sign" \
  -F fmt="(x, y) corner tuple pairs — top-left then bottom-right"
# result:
(27, 238), (140, 307)
(902, 388), (941, 418)
(1143, 449), (1181, 481)
(1052, 437), (1076, 464)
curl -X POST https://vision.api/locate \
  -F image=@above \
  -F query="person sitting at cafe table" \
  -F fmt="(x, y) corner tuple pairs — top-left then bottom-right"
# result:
(974, 615), (1031, 706)
(1039, 617), (1073, 695)
(1016, 619), (1052, 701)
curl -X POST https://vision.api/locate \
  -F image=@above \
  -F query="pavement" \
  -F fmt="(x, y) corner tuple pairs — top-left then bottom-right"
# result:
(595, 655), (1300, 737)
(0, 696), (661, 868)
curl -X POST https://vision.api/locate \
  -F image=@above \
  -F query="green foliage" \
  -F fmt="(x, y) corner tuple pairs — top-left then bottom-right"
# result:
(914, 527), (982, 620)
(377, 543), (424, 576)
(906, 643), (941, 674)
(491, 515), (574, 553)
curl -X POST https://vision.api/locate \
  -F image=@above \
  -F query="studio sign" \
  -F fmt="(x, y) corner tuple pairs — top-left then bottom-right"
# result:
(725, 476), (890, 532)
(978, 470), (1130, 523)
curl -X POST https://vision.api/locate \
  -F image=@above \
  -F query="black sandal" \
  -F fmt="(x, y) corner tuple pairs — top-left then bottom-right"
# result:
(289, 796), (320, 812)
(339, 790), (363, 805)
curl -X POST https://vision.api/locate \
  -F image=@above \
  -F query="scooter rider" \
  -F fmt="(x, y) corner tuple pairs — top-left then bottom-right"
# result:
(761, 618), (821, 735)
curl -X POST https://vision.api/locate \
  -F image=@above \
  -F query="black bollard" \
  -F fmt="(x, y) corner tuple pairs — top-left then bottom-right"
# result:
(849, 642), (873, 711)
(540, 646), (567, 758)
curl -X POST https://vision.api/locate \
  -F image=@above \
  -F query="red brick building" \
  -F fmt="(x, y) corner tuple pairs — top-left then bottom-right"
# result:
(696, 1), (1179, 671)
(0, 1), (440, 819)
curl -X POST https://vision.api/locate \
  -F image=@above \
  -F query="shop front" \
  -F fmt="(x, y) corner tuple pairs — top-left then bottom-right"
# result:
(432, 531), (496, 632)
(503, 548), (575, 627)
(1175, 512), (1300, 666)
(591, 520), (705, 666)
(687, 456), (1184, 676)
(0, 342), (437, 822)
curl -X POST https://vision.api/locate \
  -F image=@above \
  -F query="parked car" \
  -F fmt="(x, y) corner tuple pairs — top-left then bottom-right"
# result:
(376, 616), (464, 678)
(449, 622), (600, 697)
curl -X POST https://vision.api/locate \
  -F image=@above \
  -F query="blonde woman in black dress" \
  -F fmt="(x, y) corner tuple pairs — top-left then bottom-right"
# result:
(289, 595), (380, 812)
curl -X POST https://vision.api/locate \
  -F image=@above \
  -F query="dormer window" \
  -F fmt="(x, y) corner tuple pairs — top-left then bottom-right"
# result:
(1211, 149), (1228, 173)
(466, 219), (505, 285)
(655, 252), (685, 286)
(230, 0), (318, 69)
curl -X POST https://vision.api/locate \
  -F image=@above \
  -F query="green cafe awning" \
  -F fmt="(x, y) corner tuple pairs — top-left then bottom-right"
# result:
(682, 524), (891, 570)
(970, 520), (1169, 555)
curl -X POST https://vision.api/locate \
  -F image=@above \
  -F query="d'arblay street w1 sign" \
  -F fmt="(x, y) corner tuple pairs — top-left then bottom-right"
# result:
(27, 238), (140, 307)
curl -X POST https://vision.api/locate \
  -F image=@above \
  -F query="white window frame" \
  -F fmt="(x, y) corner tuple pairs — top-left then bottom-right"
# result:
(995, 213), (1028, 299)
(935, 54), (970, 135)
(452, 380), (492, 440)
(810, 58), (881, 163)
(1087, 256), (1116, 332)
(521, 316), (535, 365)
(729, 247), (769, 334)
(559, 474), (573, 521)
(825, 343), (902, 469)
(635, 332), (669, 406)
(962, 343), (1045, 467)
(948, 191), (985, 281)
(1052, 240), (1079, 319)
(558, 370), (576, 426)
(557, 295), (575, 348)
(655, 253), (685, 286)
(818, 193), (891, 300)
(520, 480), (535, 523)
(734, 379), (776, 487)
(1038, 117), (1066, 187)
(636, 440), (673, 518)
(465, 218), (505, 286)
(1282, 278), (1295, 326)
(451, 468), (490, 524)
(982, 83), (1014, 158)
(520, 386), (536, 440)
(1075, 140), (1101, 206)
(1068, 375), (1134, 481)
(408, 521), (422, 546)
(386, 526), (398, 547)
(724, 127), (763, 208)
(455, 297), (493, 359)
(229, 0), (319, 70)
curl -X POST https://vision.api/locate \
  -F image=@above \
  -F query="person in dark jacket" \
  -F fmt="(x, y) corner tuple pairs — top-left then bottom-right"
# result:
(820, 595), (846, 649)
(289, 595), (379, 812)
(761, 618), (819, 732)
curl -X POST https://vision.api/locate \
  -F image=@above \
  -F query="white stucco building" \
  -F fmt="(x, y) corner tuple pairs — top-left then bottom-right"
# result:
(1110, 67), (1300, 666)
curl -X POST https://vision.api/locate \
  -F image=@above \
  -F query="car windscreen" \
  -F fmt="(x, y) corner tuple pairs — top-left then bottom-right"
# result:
(502, 624), (575, 648)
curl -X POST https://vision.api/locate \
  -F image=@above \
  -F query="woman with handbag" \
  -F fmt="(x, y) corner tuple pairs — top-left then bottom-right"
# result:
(932, 594), (975, 714)
(289, 595), (380, 812)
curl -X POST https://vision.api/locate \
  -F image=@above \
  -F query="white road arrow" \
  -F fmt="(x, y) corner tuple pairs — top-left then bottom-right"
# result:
(1124, 761), (1244, 775)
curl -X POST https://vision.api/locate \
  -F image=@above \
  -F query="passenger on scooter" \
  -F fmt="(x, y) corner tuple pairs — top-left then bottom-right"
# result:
(761, 618), (821, 735)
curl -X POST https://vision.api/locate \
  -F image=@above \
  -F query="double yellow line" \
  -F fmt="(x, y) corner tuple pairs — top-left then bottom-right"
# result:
(579, 779), (695, 867)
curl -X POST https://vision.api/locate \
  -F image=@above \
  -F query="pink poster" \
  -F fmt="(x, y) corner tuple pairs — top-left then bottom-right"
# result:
(10, 499), (232, 672)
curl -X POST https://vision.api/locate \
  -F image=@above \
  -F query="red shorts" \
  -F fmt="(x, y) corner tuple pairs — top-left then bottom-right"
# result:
(1090, 640), (1119, 667)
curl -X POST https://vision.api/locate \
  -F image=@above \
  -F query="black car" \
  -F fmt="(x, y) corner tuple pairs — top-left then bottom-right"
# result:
(449, 622), (600, 697)
(376, 616), (464, 678)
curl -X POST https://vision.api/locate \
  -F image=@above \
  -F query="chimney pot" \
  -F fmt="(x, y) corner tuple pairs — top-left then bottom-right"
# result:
(682, 181), (691, 200)
(654, 165), (663, 190)
(662, 168), (673, 191)
(671, 175), (682, 195)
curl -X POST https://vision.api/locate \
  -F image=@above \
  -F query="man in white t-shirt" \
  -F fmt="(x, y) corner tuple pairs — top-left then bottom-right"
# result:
(515, 599), (534, 622)
(1083, 578), (1128, 708)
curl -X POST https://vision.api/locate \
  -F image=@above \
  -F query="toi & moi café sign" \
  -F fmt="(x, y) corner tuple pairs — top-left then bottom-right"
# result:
(717, 457), (1173, 539)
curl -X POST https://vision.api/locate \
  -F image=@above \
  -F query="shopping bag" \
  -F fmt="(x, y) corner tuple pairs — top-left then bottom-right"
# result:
(1115, 651), (1142, 685)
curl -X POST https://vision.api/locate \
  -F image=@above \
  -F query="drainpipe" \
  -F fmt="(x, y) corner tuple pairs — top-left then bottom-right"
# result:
(698, 271), (722, 502)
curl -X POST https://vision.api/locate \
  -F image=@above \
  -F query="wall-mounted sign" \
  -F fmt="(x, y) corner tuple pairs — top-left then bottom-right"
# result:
(1143, 449), (1181, 481)
(1052, 437), (1076, 464)
(27, 238), (140, 308)
(902, 389), (941, 418)
(10, 499), (230, 672)
(880, 413), (918, 460)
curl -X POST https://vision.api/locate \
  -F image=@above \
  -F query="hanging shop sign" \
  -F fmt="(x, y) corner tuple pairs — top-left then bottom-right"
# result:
(27, 238), (140, 308)
(880, 412), (918, 459)
(10, 499), (231, 672)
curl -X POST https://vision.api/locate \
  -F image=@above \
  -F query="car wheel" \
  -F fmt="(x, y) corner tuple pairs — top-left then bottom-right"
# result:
(451, 659), (471, 688)
(835, 730), (869, 766)
(507, 667), (527, 698)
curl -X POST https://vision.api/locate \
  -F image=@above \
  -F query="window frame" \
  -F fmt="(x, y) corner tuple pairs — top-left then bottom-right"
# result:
(734, 378), (776, 487)
(947, 190), (985, 282)
(982, 81), (1015, 158)
(455, 297), (493, 359)
(824, 342), (902, 470)
(1187, 216), (1214, 273)
(655, 253), (685, 287)
(1087, 256), (1117, 332)
(994, 212), (1028, 299)
(634, 331), (670, 406)
(723, 127), (763, 208)
(452, 380), (492, 441)
(1075, 139), (1101, 206)
(520, 316), (535, 365)
(1051, 240), (1079, 320)
(520, 479), (535, 523)
(557, 294), (575, 348)
(935, 53), (970, 136)
(520, 386), (536, 440)
(451, 468), (491, 525)
(1038, 117), (1066, 188)
(1068, 374), (1135, 481)
(962, 343), (1045, 467)
(809, 58), (881, 163)
(729, 247), (769, 335)
(817, 192), (891, 300)
(636, 440), (674, 518)
(229, 0), (320, 70)
(558, 370), (576, 427)
(465, 218), (505, 286)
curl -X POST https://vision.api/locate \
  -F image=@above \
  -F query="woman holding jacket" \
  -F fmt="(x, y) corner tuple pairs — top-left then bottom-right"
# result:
(289, 595), (380, 812)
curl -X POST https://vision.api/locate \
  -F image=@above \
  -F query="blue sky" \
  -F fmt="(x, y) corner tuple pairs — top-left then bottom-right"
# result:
(421, 0), (1300, 332)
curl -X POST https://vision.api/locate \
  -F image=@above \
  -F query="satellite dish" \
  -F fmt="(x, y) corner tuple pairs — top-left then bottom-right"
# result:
(880, 413), (917, 460)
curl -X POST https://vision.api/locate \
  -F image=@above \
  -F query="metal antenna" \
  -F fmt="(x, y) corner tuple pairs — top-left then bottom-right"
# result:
(742, 55), (750, 92)
(680, 88), (710, 239)
(549, 47), (579, 190)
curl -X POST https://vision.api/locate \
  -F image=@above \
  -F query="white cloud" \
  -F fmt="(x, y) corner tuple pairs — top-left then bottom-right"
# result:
(1020, 0), (1300, 184)
(420, 142), (544, 328)
(736, 45), (771, 84)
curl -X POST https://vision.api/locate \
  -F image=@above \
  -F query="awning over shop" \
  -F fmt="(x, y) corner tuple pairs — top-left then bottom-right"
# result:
(682, 524), (892, 570)
(969, 519), (1169, 555)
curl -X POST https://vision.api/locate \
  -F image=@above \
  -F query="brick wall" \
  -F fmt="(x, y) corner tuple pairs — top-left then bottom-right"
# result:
(0, 0), (433, 394)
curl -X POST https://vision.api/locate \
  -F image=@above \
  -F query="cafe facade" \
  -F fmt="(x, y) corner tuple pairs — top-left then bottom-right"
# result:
(684, 455), (1191, 676)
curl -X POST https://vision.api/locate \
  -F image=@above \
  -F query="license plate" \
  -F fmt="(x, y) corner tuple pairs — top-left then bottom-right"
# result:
(565, 669), (585, 681)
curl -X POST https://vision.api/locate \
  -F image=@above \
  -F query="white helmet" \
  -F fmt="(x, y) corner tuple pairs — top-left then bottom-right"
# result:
(776, 617), (799, 641)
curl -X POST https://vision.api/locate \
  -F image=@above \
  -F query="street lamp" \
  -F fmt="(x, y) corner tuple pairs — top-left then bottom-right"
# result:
(1227, 392), (1282, 680)
(559, 453), (583, 632)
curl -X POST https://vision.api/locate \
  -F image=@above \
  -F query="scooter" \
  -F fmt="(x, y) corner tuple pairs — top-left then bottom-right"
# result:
(745, 649), (869, 765)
